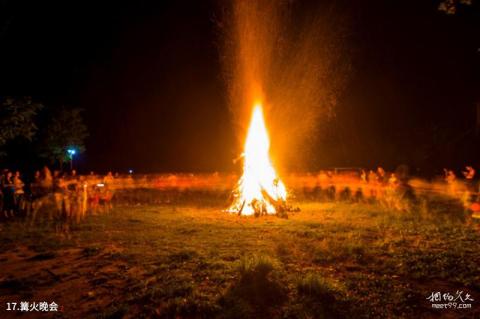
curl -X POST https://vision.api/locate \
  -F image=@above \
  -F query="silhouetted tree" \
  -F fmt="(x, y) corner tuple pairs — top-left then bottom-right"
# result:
(40, 107), (88, 169)
(0, 97), (43, 155)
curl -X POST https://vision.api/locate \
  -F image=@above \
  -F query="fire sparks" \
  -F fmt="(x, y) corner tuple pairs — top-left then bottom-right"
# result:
(228, 103), (287, 215)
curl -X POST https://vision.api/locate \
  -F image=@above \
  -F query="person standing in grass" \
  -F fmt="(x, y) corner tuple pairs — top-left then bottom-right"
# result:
(1, 171), (15, 218)
(0, 169), (5, 217)
(462, 166), (476, 210)
(29, 167), (53, 225)
(13, 171), (25, 216)
(52, 171), (68, 220)
(75, 175), (88, 223)
(66, 170), (78, 221)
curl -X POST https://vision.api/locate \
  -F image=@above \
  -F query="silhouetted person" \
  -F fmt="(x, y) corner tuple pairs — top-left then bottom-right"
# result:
(13, 171), (25, 216)
(2, 171), (14, 218)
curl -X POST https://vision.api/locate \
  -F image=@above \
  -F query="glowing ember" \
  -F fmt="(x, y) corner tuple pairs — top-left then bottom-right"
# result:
(228, 103), (287, 215)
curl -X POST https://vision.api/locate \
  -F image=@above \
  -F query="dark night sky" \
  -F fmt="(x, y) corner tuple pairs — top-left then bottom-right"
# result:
(0, 0), (479, 174)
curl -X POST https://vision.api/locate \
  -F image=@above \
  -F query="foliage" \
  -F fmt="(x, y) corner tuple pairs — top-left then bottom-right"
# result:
(297, 273), (338, 298)
(438, 0), (473, 14)
(40, 106), (88, 165)
(296, 273), (345, 318)
(237, 255), (276, 280)
(0, 96), (43, 150)
(219, 255), (286, 318)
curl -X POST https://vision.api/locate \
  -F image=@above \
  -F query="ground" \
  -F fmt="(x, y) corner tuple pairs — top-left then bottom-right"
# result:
(0, 191), (479, 318)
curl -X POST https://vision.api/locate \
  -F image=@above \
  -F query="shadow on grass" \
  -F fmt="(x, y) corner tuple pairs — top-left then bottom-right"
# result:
(295, 273), (348, 319)
(0, 278), (35, 299)
(218, 255), (287, 319)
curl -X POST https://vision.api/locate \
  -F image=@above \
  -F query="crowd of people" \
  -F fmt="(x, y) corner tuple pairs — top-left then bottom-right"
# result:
(294, 166), (414, 211)
(1, 167), (115, 225)
(442, 166), (480, 212)
(296, 165), (480, 214)
(2, 165), (480, 226)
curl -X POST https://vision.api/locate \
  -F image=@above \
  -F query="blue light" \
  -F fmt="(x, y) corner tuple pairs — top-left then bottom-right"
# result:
(67, 149), (76, 155)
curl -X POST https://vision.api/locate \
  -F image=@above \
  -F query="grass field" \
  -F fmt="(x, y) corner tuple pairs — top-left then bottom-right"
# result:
(0, 191), (479, 318)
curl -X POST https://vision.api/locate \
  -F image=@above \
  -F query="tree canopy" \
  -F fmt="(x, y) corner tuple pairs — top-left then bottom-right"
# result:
(40, 107), (88, 167)
(438, 0), (473, 14)
(0, 96), (43, 150)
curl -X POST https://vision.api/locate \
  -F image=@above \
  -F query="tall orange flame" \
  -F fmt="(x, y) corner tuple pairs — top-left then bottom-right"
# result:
(228, 103), (287, 215)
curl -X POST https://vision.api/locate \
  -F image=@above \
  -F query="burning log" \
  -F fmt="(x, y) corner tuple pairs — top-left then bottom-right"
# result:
(237, 200), (246, 216)
(260, 188), (298, 219)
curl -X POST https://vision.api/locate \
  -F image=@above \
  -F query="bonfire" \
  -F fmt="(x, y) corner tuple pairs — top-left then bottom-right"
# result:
(228, 103), (293, 217)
